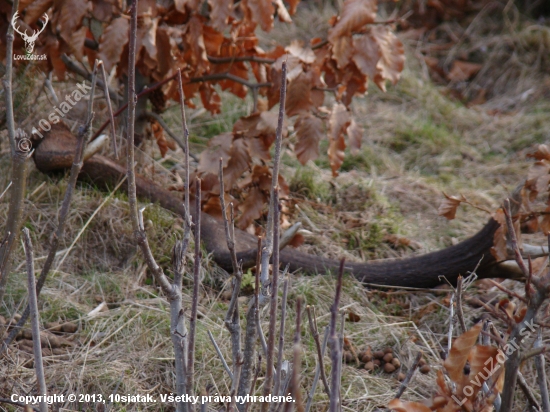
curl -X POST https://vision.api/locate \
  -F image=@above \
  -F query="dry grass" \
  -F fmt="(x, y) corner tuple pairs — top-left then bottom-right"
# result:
(2, 3), (550, 411)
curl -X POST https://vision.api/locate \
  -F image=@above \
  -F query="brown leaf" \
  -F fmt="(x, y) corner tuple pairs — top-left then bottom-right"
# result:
(98, 17), (129, 73)
(328, 103), (350, 176)
(233, 111), (280, 139)
(352, 34), (381, 80)
(443, 322), (482, 383)
(57, 0), (89, 60)
(295, 113), (324, 165)
(197, 132), (233, 175)
(491, 225), (508, 261)
(540, 208), (550, 235)
(387, 399), (432, 412)
(369, 26), (405, 91)
(286, 70), (313, 116)
(208, 0), (233, 31)
(151, 120), (175, 157)
(347, 310), (361, 322)
(23, 0), (53, 24)
(447, 60), (482, 82)
(288, 233), (305, 248)
(238, 186), (267, 229)
(527, 144), (550, 161)
(286, 40), (315, 64)
(223, 138), (251, 189)
(91, 0), (118, 21)
(438, 193), (463, 220)
(467, 345), (500, 400)
(346, 118), (362, 154)
(200, 83), (221, 113)
(242, 0), (274, 32)
(328, 0), (377, 41)
(286, 0), (300, 14)
(330, 35), (353, 69)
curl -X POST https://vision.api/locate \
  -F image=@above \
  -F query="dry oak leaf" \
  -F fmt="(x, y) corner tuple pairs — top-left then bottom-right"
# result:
(274, 0), (292, 23)
(197, 132), (233, 176)
(286, 70), (313, 116)
(295, 113), (324, 165)
(467, 344), (500, 398)
(151, 120), (175, 157)
(328, 103), (350, 176)
(91, 0), (119, 22)
(352, 34), (381, 81)
(98, 16), (129, 73)
(443, 322), (482, 383)
(238, 186), (267, 229)
(346, 118), (363, 154)
(242, 0), (274, 32)
(438, 193), (463, 220)
(328, 0), (377, 41)
(286, 40), (315, 64)
(23, 0), (53, 24)
(56, 0), (90, 61)
(447, 60), (482, 82)
(527, 144), (550, 161)
(368, 26), (405, 91)
(208, 0), (233, 31)
(223, 137), (252, 189)
(387, 399), (431, 412)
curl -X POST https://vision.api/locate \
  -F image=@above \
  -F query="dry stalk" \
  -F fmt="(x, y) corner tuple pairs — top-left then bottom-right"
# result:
(456, 276), (467, 334)
(273, 269), (290, 399)
(262, 188), (281, 411)
(284, 299), (303, 412)
(305, 327), (329, 412)
(1, 61), (99, 354)
(329, 259), (345, 412)
(187, 177), (202, 407)
(306, 306), (330, 397)
(98, 61), (118, 158)
(534, 329), (550, 412)
(22, 228), (47, 412)
(0, 0), (25, 305)
(125, 2), (193, 411)
(499, 199), (550, 412)
(395, 351), (423, 399)
(260, 60), (287, 288)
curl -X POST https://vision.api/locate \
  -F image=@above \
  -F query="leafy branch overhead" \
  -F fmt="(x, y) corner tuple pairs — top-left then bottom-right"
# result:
(1, 0), (405, 229)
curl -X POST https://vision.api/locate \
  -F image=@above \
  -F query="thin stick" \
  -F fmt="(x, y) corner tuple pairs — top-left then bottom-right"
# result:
(98, 60), (118, 158)
(284, 298), (303, 412)
(273, 267), (290, 399)
(305, 327), (330, 412)
(187, 178), (202, 404)
(0, 62), (100, 355)
(395, 351), (423, 399)
(447, 292), (455, 355)
(329, 259), (345, 412)
(208, 330), (233, 380)
(456, 276), (467, 334)
(2, 0), (20, 152)
(262, 188), (281, 410)
(260, 60), (287, 288)
(503, 199), (529, 277)
(306, 306), (330, 397)
(22, 229), (47, 412)
(534, 329), (550, 412)
(516, 371), (541, 412)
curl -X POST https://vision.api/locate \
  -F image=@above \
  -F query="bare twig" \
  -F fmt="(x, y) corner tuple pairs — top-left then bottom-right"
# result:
(329, 259), (345, 412)
(208, 330), (233, 380)
(22, 229), (47, 412)
(208, 55), (276, 64)
(305, 327), (329, 412)
(503, 199), (529, 277)
(273, 269), (290, 399)
(1, 63), (99, 354)
(187, 178), (202, 406)
(2, 0), (20, 152)
(395, 351), (423, 399)
(284, 298), (303, 412)
(306, 306), (330, 397)
(262, 188), (281, 410)
(534, 329), (550, 412)
(456, 276), (467, 334)
(260, 60), (287, 288)
(98, 60), (118, 158)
